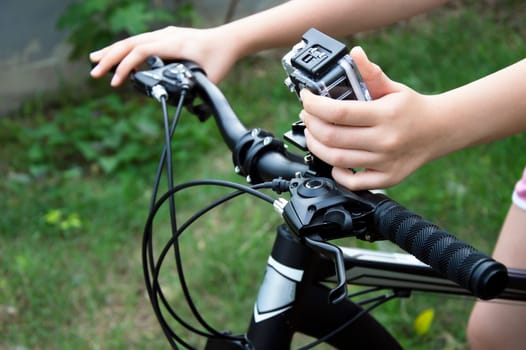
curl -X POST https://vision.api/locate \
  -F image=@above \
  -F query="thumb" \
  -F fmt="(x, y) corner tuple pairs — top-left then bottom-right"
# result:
(350, 46), (398, 99)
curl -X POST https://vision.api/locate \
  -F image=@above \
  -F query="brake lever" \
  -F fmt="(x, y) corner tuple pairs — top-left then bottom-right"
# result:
(133, 62), (192, 97)
(280, 176), (397, 303)
(303, 236), (347, 304)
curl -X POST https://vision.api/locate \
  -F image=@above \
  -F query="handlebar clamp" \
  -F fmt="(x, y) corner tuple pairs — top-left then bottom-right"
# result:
(233, 128), (288, 184)
(282, 177), (376, 240)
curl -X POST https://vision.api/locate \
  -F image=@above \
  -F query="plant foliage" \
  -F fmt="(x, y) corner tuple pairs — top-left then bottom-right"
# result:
(57, 0), (195, 59)
(0, 94), (218, 176)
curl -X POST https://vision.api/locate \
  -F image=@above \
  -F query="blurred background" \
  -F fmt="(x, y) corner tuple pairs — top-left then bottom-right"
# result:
(1, 1), (525, 349)
(0, 0), (282, 116)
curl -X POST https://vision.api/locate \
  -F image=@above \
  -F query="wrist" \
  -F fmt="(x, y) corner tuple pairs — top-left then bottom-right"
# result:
(210, 24), (250, 62)
(419, 93), (469, 162)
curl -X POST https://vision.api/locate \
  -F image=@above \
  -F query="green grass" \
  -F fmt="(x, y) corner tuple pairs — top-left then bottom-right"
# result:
(2, 4), (526, 349)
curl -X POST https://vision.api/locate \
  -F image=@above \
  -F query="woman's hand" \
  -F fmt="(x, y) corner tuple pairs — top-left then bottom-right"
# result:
(89, 26), (240, 86)
(301, 46), (446, 190)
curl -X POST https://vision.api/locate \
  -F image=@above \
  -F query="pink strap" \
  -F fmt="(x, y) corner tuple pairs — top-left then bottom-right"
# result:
(512, 167), (526, 211)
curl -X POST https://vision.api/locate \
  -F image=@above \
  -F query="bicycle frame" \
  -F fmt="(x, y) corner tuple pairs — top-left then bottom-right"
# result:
(203, 224), (526, 350)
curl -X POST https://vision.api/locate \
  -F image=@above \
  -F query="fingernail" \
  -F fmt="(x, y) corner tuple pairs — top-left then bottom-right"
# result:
(90, 64), (101, 76)
(351, 45), (363, 54)
(110, 73), (120, 86)
(89, 49), (102, 60)
(351, 46), (368, 61)
(299, 111), (305, 121)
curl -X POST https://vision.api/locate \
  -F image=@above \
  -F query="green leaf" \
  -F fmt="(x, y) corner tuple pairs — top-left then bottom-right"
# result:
(76, 141), (100, 160)
(98, 156), (120, 174)
(44, 209), (63, 225)
(109, 3), (151, 35)
(414, 308), (434, 336)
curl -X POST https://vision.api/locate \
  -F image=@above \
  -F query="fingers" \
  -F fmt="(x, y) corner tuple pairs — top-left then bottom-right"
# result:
(331, 167), (395, 191)
(89, 48), (106, 62)
(89, 43), (130, 84)
(299, 45), (403, 127)
(350, 46), (398, 99)
(301, 111), (378, 150)
(89, 32), (156, 86)
(304, 128), (381, 169)
(89, 48), (110, 77)
(298, 46), (421, 191)
(306, 133), (401, 191)
(349, 46), (379, 81)
(110, 42), (161, 86)
(300, 90), (377, 126)
(86, 27), (228, 86)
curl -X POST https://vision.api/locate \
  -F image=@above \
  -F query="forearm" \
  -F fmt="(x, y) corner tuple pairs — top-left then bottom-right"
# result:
(218, 0), (450, 58)
(432, 58), (526, 158)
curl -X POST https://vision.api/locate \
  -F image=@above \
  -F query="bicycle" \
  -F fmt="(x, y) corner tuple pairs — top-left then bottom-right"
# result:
(124, 30), (526, 349)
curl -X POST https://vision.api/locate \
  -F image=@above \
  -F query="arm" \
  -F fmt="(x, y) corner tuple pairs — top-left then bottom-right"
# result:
(224, 0), (449, 56)
(301, 47), (526, 190)
(435, 58), (526, 148)
(90, 0), (448, 85)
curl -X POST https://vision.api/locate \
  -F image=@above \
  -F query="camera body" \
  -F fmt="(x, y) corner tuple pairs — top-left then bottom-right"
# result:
(282, 28), (371, 101)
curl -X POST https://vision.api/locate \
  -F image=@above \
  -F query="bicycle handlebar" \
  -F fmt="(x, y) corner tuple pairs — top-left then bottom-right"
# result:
(131, 59), (508, 300)
(283, 177), (508, 299)
(192, 70), (311, 182)
(373, 197), (508, 300)
(132, 60), (311, 182)
(191, 70), (247, 150)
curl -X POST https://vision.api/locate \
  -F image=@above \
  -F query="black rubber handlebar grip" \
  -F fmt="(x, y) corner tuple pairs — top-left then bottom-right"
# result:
(374, 199), (508, 299)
